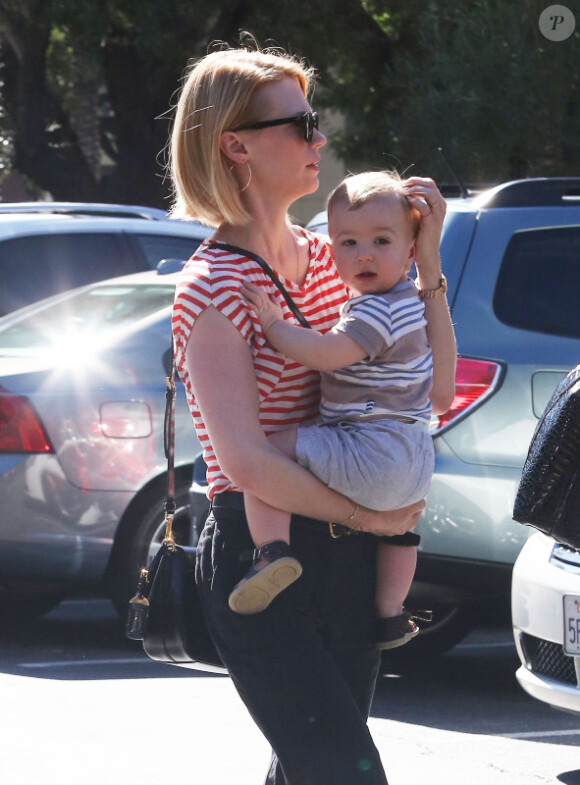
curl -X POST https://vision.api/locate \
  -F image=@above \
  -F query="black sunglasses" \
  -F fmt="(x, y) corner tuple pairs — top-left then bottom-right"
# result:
(232, 111), (319, 142)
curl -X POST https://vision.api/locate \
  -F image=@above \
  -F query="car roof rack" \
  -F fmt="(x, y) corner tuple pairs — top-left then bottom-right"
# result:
(0, 202), (169, 220)
(475, 178), (580, 208)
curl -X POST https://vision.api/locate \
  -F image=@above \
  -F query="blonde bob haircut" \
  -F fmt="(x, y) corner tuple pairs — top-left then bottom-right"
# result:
(169, 47), (315, 227)
(327, 170), (421, 239)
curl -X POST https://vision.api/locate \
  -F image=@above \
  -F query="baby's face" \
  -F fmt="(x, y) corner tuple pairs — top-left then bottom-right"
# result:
(329, 193), (416, 296)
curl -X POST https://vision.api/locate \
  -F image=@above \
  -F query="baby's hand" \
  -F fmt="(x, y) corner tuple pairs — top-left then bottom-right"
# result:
(241, 281), (284, 332)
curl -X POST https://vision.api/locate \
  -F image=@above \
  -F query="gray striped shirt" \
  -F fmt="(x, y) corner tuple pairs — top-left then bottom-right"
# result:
(319, 279), (433, 423)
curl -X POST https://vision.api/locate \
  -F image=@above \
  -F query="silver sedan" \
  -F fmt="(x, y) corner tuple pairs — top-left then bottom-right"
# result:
(0, 264), (201, 622)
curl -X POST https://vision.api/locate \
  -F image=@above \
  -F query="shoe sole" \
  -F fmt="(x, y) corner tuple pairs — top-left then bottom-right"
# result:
(376, 627), (420, 651)
(228, 557), (303, 615)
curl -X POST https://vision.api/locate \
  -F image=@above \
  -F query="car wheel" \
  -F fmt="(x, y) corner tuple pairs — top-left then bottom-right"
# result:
(109, 477), (197, 619)
(0, 590), (64, 625)
(381, 602), (476, 667)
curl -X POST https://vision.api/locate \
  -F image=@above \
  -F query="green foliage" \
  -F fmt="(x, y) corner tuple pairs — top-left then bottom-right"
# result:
(0, 0), (579, 202)
(332, 0), (580, 183)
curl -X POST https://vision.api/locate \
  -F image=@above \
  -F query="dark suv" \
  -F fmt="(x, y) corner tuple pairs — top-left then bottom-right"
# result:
(0, 202), (210, 316)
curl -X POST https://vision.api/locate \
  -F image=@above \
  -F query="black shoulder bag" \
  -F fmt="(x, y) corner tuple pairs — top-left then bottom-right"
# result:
(513, 363), (580, 550)
(125, 351), (225, 671)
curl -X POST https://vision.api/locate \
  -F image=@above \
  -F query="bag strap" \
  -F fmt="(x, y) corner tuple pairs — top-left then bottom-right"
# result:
(207, 241), (311, 329)
(162, 344), (177, 546)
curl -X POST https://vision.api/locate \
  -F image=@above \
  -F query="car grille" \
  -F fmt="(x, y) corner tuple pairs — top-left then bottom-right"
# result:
(550, 544), (580, 574)
(520, 633), (578, 686)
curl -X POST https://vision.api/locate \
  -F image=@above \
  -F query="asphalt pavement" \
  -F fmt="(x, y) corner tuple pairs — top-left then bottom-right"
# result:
(0, 599), (579, 785)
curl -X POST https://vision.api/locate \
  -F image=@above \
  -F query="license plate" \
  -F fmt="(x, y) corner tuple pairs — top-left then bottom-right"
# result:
(563, 595), (580, 656)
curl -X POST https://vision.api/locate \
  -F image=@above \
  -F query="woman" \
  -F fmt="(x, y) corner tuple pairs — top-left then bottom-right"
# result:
(170, 45), (454, 785)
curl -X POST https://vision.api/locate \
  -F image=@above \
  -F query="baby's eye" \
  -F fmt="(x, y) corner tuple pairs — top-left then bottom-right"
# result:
(375, 237), (390, 245)
(341, 238), (356, 247)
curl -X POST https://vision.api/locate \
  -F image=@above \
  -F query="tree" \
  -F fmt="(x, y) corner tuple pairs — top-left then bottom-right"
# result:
(0, 0), (260, 204)
(0, 0), (386, 205)
(1, 0), (579, 205)
(332, 0), (580, 184)
(0, 0), (98, 199)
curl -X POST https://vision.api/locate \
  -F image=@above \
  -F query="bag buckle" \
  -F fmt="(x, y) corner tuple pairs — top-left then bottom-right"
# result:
(162, 512), (176, 550)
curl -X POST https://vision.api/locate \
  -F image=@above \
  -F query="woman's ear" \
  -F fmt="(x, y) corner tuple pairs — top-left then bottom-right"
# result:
(220, 131), (248, 165)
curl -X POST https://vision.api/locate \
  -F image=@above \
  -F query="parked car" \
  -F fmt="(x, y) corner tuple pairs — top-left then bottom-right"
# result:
(283, 177), (580, 654)
(0, 262), (202, 622)
(0, 202), (211, 316)
(512, 532), (580, 714)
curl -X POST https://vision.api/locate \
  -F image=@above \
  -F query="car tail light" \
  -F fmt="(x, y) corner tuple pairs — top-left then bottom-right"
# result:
(431, 357), (503, 434)
(0, 391), (54, 453)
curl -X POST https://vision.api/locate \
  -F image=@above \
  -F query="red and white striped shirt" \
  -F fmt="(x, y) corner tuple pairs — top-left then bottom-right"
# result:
(172, 230), (349, 498)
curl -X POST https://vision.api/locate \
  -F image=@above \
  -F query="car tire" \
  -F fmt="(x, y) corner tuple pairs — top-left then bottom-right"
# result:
(108, 474), (196, 620)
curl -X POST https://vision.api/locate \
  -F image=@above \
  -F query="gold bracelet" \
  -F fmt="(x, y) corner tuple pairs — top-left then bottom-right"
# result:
(339, 502), (359, 524)
(328, 503), (362, 538)
(417, 274), (447, 299)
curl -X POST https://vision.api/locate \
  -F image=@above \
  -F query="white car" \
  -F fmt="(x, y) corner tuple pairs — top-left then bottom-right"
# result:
(512, 531), (580, 714)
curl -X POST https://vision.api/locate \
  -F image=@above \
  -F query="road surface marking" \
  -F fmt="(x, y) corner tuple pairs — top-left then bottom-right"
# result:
(20, 657), (150, 668)
(500, 729), (580, 738)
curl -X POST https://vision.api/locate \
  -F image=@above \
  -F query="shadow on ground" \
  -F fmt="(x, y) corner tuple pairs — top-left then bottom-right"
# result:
(372, 628), (580, 741)
(0, 598), (222, 681)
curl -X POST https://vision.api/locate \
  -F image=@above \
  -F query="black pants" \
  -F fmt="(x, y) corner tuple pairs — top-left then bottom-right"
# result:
(195, 493), (388, 785)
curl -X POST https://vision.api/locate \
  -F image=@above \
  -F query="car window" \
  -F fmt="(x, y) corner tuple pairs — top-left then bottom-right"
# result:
(0, 233), (143, 316)
(0, 284), (175, 355)
(493, 226), (580, 339)
(134, 233), (203, 267)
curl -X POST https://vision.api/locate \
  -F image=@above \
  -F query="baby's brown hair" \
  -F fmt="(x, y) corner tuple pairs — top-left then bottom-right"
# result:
(327, 171), (421, 238)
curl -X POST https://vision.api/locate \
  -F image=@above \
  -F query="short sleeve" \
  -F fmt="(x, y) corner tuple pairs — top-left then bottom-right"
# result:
(172, 248), (266, 371)
(331, 296), (394, 360)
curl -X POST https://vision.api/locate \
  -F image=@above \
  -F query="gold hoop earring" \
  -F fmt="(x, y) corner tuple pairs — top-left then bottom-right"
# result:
(239, 162), (252, 193)
(229, 162), (252, 193)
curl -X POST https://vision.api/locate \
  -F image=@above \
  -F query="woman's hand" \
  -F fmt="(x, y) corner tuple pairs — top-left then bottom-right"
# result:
(242, 281), (284, 333)
(404, 176), (446, 290)
(404, 177), (457, 416)
(355, 499), (426, 536)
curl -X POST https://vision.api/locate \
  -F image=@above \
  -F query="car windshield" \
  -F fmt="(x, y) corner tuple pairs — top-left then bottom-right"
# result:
(0, 284), (175, 356)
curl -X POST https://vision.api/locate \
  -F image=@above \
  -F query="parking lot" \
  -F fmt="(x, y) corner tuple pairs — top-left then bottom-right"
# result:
(1, 598), (579, 785)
